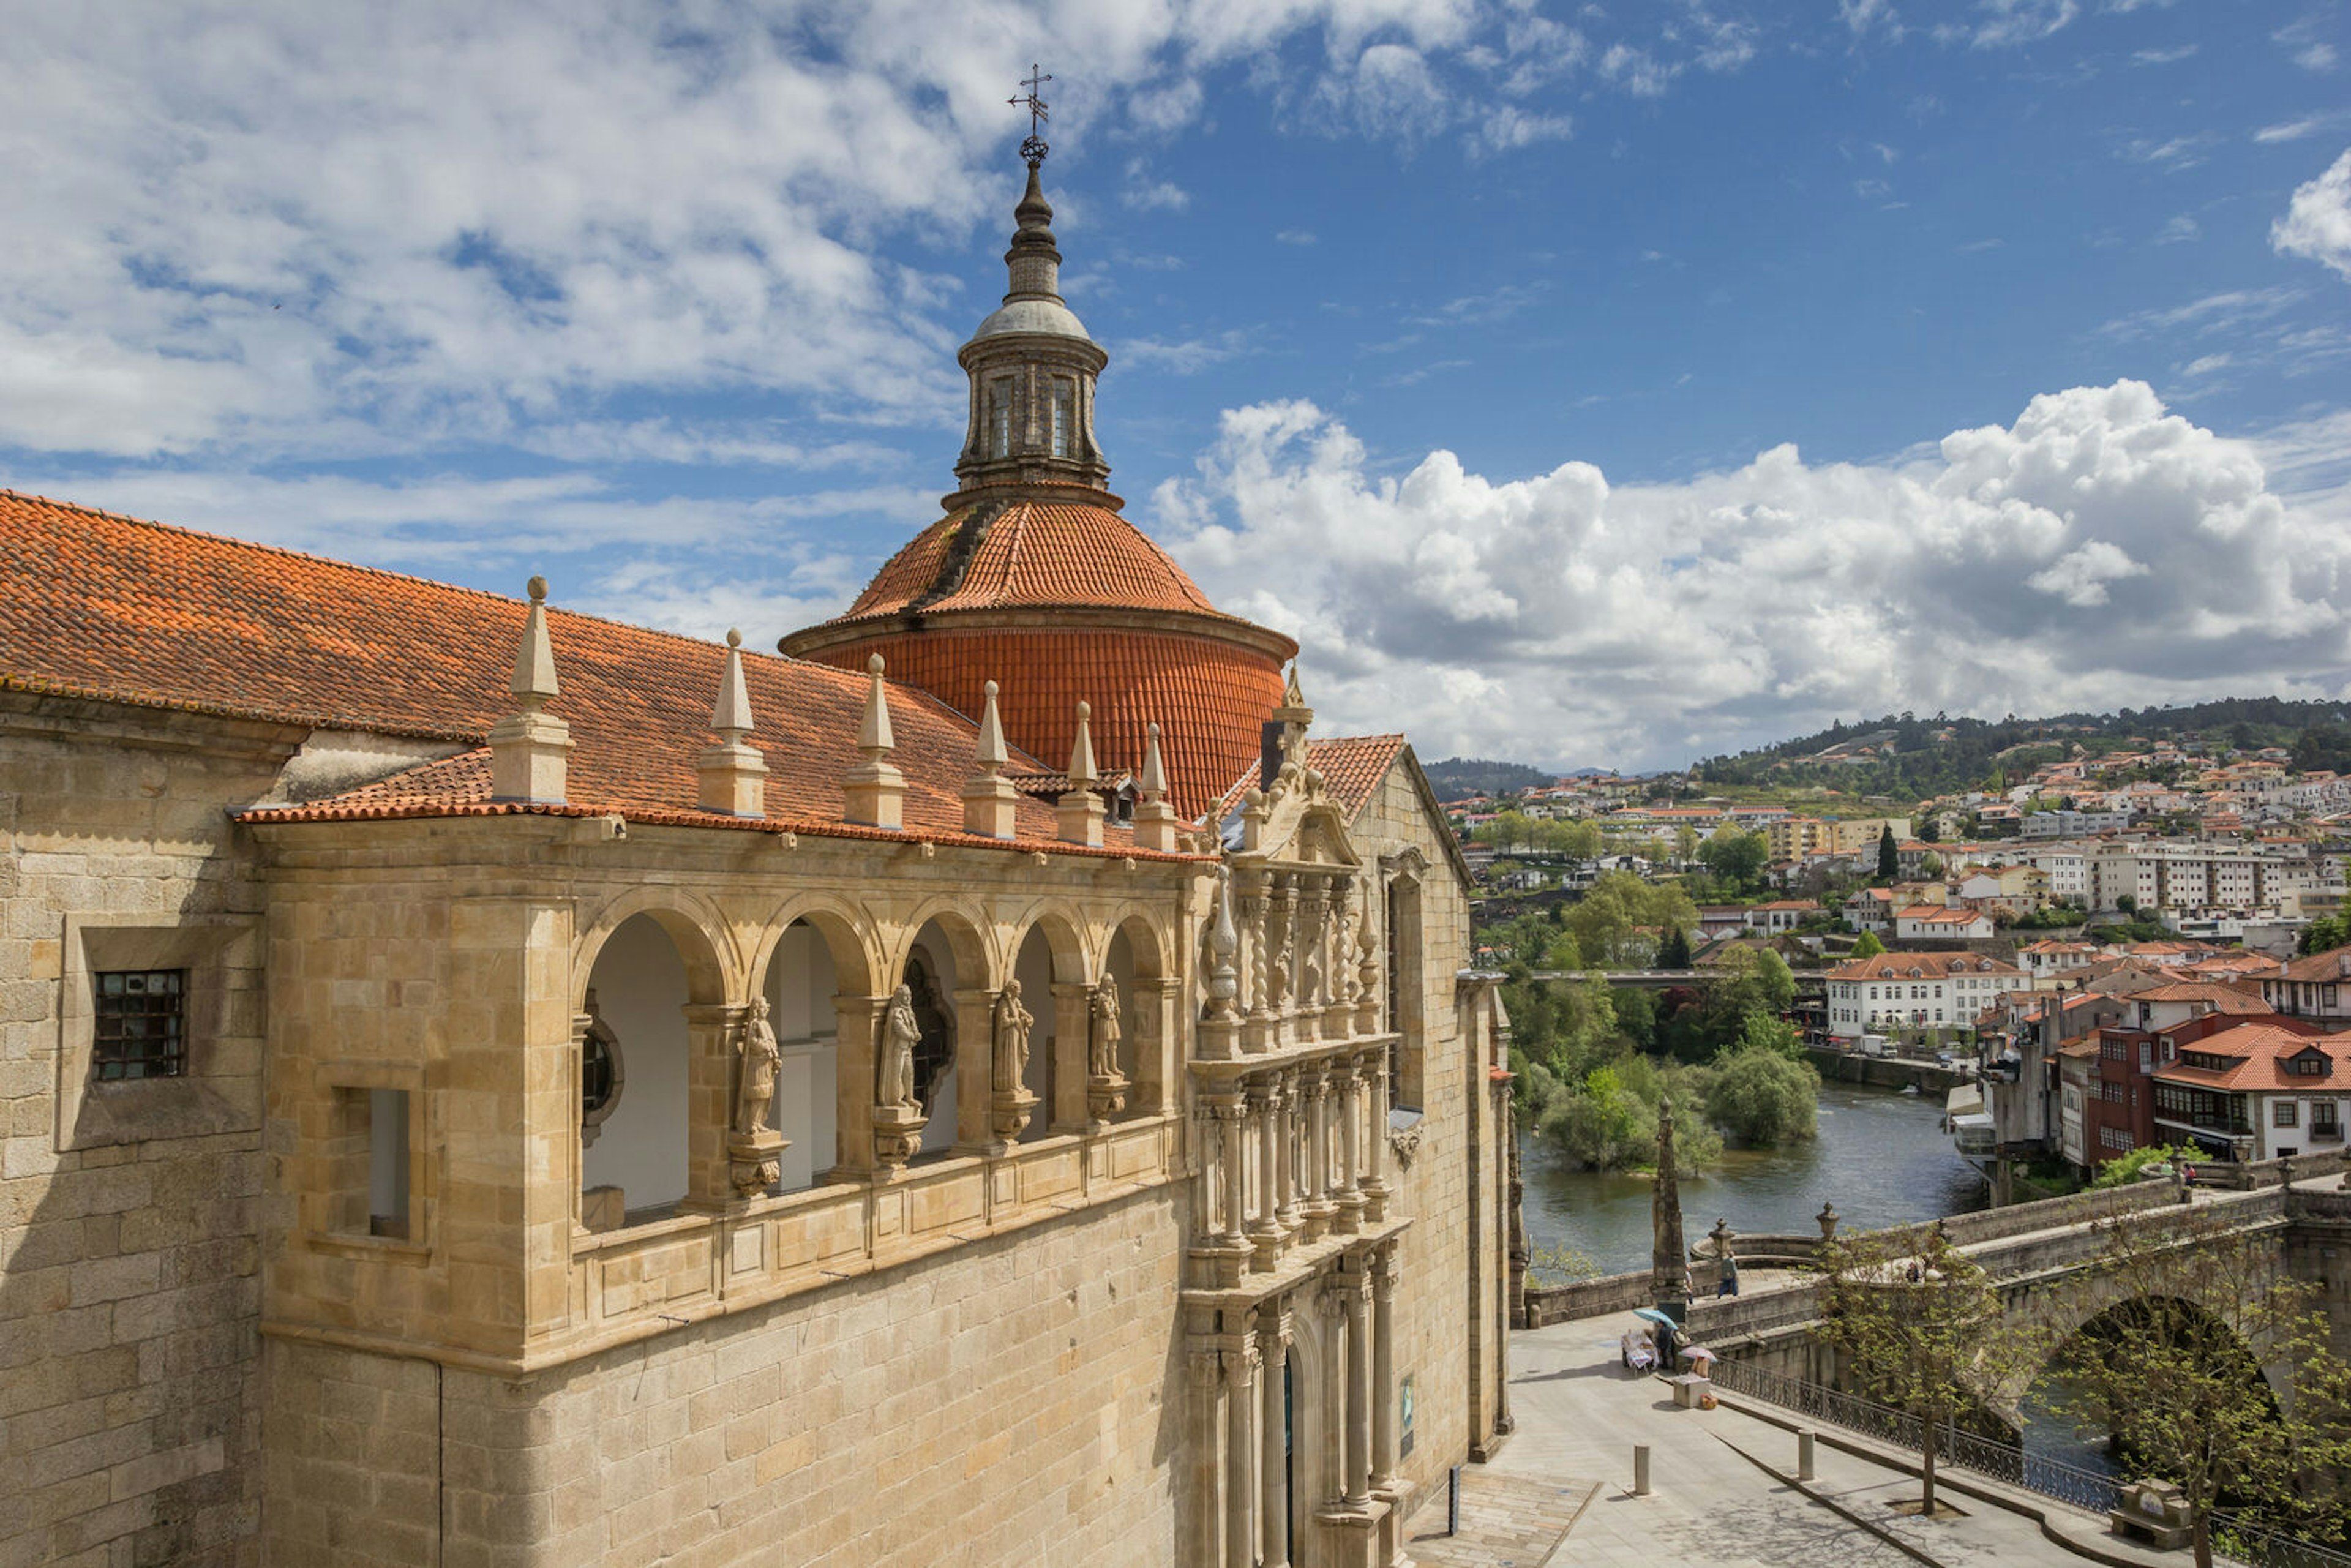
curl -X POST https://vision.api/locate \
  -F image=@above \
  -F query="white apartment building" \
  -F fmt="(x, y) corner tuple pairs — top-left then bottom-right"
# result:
(1824, 951), (2030, 1040)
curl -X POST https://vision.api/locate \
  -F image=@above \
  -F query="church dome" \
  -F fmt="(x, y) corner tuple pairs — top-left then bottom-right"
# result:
(777, 145), (1295, 819)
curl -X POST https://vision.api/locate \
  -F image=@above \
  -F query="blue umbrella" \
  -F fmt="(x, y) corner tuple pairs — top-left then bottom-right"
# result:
(1632, 1308), (1679, 1330)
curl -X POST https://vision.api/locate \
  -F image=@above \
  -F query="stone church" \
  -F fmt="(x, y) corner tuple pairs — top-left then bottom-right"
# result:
(0, 145), (1515, 1567)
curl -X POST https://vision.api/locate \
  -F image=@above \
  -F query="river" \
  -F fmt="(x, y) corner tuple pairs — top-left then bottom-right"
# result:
(1519, 1081), (1990, 1275)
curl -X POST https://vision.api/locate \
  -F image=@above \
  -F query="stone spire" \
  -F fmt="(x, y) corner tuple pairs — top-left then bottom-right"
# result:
(1057, 699), (1104, 847)
(489, 576), (572, 803)
(1132, 721), (1183, 853)
(949, 152), (1112, 506)
(841, 654), (906, 830)
(962, 679), (1019, 839)
(696, 629), (768, 818)
(1652, 1097), (1688, 1308)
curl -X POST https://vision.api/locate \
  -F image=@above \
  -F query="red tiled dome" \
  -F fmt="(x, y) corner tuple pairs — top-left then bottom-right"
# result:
(782, 498), (1295, 819)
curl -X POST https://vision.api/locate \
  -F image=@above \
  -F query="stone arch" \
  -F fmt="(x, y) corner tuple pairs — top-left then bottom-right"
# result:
(745, 895), (880, 1002)
(2001, 1278), (2287, 1418)
(576, 901), (732, 1226)
(1103, 911), (1173, 1116)
(571, 885), (737, 1013)
(748, 899), (879, 1196)
(1006, 907), (1091, 1136)
(894, 906), (993, 1156)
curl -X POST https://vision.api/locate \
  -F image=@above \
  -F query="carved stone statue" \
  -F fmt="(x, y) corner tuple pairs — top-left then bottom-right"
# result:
(735, 999), (780, 1137)
(992, 980), (1033, 1091)
(1269, 914), (1293, 1007)
(879, 983), (921, 1111)
(1089, 974), (1122, 1078)
(1206, 866), (1240, 1022)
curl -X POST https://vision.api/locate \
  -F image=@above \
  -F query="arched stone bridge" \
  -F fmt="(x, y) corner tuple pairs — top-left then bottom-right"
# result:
(1523, 1166), (2351, 1403)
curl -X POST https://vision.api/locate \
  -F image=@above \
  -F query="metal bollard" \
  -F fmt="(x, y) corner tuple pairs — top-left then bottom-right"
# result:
(1447, 1464), (1461, 1535)
(1633, 1444), (1651, 1497)
(1798, 1429), (1816, 1482)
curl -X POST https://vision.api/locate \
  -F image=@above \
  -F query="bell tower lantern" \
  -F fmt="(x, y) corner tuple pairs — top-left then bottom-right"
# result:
(948, 78), (1112, 508)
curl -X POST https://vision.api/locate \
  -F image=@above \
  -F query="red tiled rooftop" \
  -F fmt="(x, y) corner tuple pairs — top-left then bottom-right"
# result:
(829, 499), (1230, 623)
(0, 490), (1187, 857)
(2154, 1023), (2345, 1090)
(1211, 734), (1408, 826)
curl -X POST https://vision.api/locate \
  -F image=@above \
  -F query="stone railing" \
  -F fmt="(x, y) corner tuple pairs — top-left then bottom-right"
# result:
(561, 1114), (1180, 1366)
(1183, 1033), (1399, 1291)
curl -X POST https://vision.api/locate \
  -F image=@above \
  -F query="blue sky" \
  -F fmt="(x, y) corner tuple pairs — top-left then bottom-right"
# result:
(4, 1), (2349, 771)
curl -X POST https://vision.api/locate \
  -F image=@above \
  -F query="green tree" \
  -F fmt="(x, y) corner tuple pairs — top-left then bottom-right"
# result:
(1698, 827), (1770, 890)
(2049, 1214), (2351, 1568)
(1563, 871), (1699, 969)
(2299, 913), (2349, 956)
(1877, 823), (1899, 880)
(1851, 930), (1887, 959)
(1918, 816), (1941, 842)
(1657, 925), (1693, 969)
(2088, 1142), (2190, 1190)
(1705, 1028), (1820, 1144)
(1817, 1222), (2044, 1517)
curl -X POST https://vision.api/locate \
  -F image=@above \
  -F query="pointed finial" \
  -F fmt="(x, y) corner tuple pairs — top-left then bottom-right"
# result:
(1067, 699), (1097, 787)
(509, 575), (560, 707)
(975, 679), (1007, 775)
(1139, 721), (1167, 801)
(858, 653), (894, 756)
(1283, 661), (1305, 708)
(710, 628), (754, 738)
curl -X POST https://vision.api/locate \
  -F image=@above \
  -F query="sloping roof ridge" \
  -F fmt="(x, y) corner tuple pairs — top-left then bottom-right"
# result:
(1, 484), (838, 685)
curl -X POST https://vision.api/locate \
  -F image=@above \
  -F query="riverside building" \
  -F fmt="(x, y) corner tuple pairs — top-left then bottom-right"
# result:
(0, 140), (1513, 1567)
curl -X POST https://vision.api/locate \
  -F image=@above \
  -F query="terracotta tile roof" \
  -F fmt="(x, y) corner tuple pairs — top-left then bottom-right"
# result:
(832, 500), (1228, 622)
(0, 490), (1190, 858)
(2155, 1023), (2344, 1090)
(796, 625), (1287, 820)
(1210, 734), (1407, 826)
(2275, 943), (2351, 983)
(1828, 952), (2023, 981)
(2127, 983), (2274, 1015)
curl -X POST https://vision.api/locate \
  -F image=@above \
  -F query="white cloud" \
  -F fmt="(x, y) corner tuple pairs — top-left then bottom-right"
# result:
(2273, 148), (2351, 282)
(2155, 214), (2200, 244)
(2256, 117), (2328, 143)
(1153, 381), (2351, 769)
(2296, 42), (2338, 71)
(1121, 160), (1193, 212)
(1117, 330), (1259, 373)
(2130, 44), (2197, 65)
(1472, 105), (1575, 155)
(1956, 0), (2080, 48)
(1599, 43), (1679, 97)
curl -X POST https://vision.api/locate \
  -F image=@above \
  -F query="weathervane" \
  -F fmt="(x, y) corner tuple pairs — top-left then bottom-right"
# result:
(1009, 64), (1051, 168)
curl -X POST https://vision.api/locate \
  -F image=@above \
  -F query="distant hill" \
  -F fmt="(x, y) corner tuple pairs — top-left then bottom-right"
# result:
(1694, 697), (2351, 800)
(1422, 757), (1556, 798)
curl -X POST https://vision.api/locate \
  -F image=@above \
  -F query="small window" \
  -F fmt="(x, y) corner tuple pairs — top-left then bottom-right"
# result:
(1050, 380), (1073, 457)
(328, 1086), (413, 1240)
(2275, 1100), (2299, 1128)
(93, 969), (187, 1080)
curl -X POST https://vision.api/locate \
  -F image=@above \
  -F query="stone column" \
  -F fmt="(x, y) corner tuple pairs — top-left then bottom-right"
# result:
(1335, 1057), (1365, 1234)
(1134, 975), (1179, 1115)
(1303, 1070), (1334, 1239)
(681, 1002), (752, 1208)
(1244, 872), (1272, 1041)
(1049, 981), (1092, 1133)
(1371, 1249), (1398, 1492)
(825, 992), (885, 1179)
(1344, 1272), (1372, 1506)
(1261, 1307), (1292, 1568)
(1188, 1344), (1228, 1568)
(1250, 1078), (1282, 1270)
(950, 986), (996, 1154)
(1318, 1288), (1348, 1507)
(1275, 1070), (1301, 1232)
(1359, 1050), (1390, 1224)
(1221, 1098), (1252, 1247)
(1228, 1329), (1261, 1568)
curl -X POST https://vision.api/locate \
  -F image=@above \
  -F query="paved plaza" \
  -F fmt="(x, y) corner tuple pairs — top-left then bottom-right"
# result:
(1403, 1312), (2205, 1568)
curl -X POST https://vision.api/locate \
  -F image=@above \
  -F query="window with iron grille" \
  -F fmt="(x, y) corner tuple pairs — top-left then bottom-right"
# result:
(92, 970), (187, 1080)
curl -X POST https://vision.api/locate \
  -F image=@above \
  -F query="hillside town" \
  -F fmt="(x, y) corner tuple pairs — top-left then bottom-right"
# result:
(1444, 727), (2351, 1193)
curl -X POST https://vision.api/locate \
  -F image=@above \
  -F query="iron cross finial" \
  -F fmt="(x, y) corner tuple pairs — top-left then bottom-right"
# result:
(1009, 64), (1052, 168)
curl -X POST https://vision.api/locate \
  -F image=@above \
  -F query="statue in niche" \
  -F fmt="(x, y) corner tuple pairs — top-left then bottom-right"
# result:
(735, 998), (780, 1138)
(879, 984), (921, 1112)
(1336, 900), (1359, 1002)
(993, 979), (1033, 1090)
(1269, 915), (1294, 1007)
(1089, 974), (1122, 1079)
(1302, 928), (1324, 1009)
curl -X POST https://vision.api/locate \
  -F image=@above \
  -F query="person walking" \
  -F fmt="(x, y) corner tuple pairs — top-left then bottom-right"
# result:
(1717, 1251), (1739, 1299)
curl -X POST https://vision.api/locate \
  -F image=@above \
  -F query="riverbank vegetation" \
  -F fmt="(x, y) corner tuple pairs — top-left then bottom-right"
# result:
(1502, 948), (1823, 1175)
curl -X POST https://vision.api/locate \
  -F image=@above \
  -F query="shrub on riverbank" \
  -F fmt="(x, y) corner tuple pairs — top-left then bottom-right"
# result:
(1704, 1036), (1821, 1147)
(1523, 1057), (1722, 1175)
